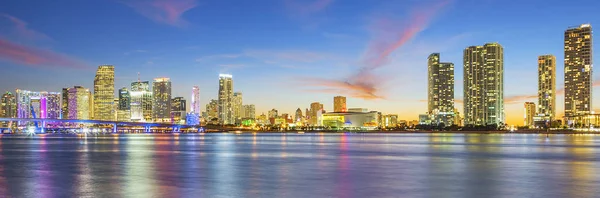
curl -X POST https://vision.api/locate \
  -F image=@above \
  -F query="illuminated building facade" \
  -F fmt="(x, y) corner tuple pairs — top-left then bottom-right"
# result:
(14, 90), (61, 119)
(171, 97), (186, 124)
(242, 104), (255, 119)
(93, 65), (115, 121)
(153, 77), (172, 123)
(295, 108), (303, 122)
(383, 114), (398, 128)
(322, 111), (379, 130)
(205, 99), (218, 120)
(61, 88), (69, 119)
(68, 86), (91, 120)
(309, 102), (324, 126)
(463, 43), (504, 126)
(268, 109), (278, 118)
(1, 92), (16, 118)
(218, 74), (234, 124)
(117, 87), (131, 122)
(524, 102), (536, 127)
(333, 96), (346, 112)
(538, 55), (556, 121)
(233, 92), (243, 121)
(130, 81), (152, 122)
(564, 24), (592, 117)
(191, 86), (200, 114)
(428, 53), (455, 126)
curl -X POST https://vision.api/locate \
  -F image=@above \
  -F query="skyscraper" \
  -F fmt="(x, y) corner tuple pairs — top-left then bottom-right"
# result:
(44, 92), (61, 119)
(463, 43), (504, 126)
(117, 87), (131, 122)
(93, 65), (115, 121)
(538, 55), (556, 120)
(427, 53), (455, 126)
(309, 102), (323, 126)
(233, 92), (243, 121)
(242, 104), (256, 119)
(152, 77), (172, 123)
(171, 97), (186, 124)
(205, 99), (218, 120)
(68, 86), (91, 120)
(61, 88), (69, 119)
(218, 74), (234, 124)
(1, 92), (16, 118)
(295, 108), (303, 122)
(191, 86), (200, 114)
(333, 96), (347, 112)
(524, 102), (536, 127)
(564, 24), (592, 117)
(268, 109), (278, 118)
(130, 81), (152, 122)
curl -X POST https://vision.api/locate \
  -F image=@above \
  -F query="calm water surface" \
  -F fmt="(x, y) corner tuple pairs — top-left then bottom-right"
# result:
(0, 133), (599, 198)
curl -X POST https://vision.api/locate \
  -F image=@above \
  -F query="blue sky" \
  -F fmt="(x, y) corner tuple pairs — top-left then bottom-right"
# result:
(0, 0), (599, 125)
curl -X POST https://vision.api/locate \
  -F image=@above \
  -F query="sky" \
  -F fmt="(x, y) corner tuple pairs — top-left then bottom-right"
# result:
(1, 0), (599, 126)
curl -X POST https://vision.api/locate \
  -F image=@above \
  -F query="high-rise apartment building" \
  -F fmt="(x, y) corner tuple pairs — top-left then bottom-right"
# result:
(218, 74), (234, 124)
(93, 65), (115, 121)
(61, 88), (69, 119)
(130, 81), (152, 122)
(463, 43), (504, 126)
(117, 87), (131, 122)
(333, 96), (347, 112)
(152, 78), (172, 123)
(268, 109), (278, 118)
(233, 92), (243, 120)
(309, 102), (323, 126)
(191, 86), (200, 114)
(295, 108), (303, 122)
(205, 99), (218, 119)
(564, 24), (592, 117)
(242, 104), (256, 119)
(68, 86), (91, 120)
(171, 97), (186, 124)
(427, 53), (455, 126)
(14, 90), (61, 119)
(524, 102), (536, 127)
(538, 55), (556, 120)
(1, 92), (16, 118)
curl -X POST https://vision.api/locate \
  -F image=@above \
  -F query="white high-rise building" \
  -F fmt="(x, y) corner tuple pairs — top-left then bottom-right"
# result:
(233, 92), (243, 119)
(218, 74), (234, 124)
(191, 86), (200, 114)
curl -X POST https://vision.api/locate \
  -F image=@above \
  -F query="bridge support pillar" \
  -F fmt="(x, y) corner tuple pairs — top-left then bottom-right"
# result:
(113, 123), (117, 133)
(144, 126), (151, 133)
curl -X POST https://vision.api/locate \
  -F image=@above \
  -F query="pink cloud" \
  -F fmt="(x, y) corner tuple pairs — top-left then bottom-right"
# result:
(2, 14), (51, 41)
(123, 0), (198, 27)
(284, 0), (334, 15)
(304, 0), (451, 100)
(0, 38), (87, 69)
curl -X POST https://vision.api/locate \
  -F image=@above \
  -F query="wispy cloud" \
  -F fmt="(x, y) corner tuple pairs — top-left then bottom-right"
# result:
(122, 0), (198, 27)
(304, 0), (452, 100)
(196, 50), (342, 69)
(284, 0), (334, 16)
(0, 38), (87, 69)
(1, 14), (51, 41)
(124, 49), (148, 55)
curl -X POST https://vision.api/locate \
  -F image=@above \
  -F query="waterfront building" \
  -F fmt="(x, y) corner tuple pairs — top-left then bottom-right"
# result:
(14, 90), (61, 119)
(537, 55), (556, 122)
(233, 92), (243, 122)
(333, 96), (347, 112)
(268, 109), (278, 118)
(218, 74), (234, 124)
(191, 86), (200, 114)
(242, 104), (256, 119)
(428, 53), (455, 126)
(383, 114), (398, 128)
(93, 65), (115, 121)
(463, 43), (504, 126)
(117, 87), (131, 122)
(171, 97), (186, 124)
(564, 24), (592, 118)
(295, 108), (303, 122)
(524, 102), (536, 128)
(322, 111), (379, 130)
(309, 102), (324, 126)
(61, 88), (69, 119)
(205, 99), (218, 120)
(153, 77), (172, 123)
(1, 92), (16, 118)
(130, 81), (152, 122)
(68, 86), (91, 120)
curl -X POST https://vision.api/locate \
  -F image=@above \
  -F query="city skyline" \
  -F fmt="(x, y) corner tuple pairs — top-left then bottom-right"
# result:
(1, 0), (600, 125)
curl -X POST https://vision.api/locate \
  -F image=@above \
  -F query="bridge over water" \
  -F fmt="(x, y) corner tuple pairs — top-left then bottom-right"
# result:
(0, 118), (208, 133)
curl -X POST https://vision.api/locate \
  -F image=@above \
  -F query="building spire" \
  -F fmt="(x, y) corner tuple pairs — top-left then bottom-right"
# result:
(137, 72), (140, 83)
